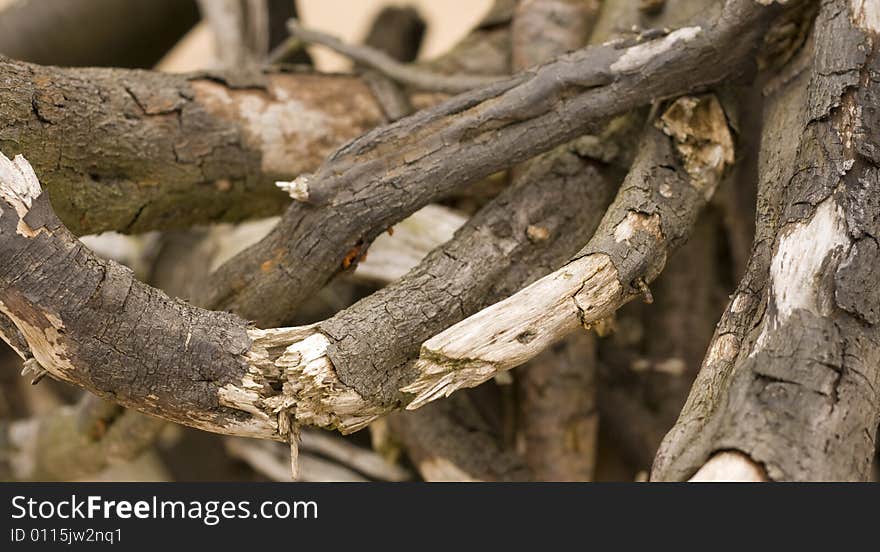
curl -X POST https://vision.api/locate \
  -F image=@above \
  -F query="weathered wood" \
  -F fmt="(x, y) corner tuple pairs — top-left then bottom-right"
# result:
(0, 58), (385, 235)
(597, 209), (731, 469)
(510, 0), (602, 483)
(202, 0), (784, 326)
(0, 2), (515, 237)
(653, 0), (880, 481)
(406, 96), (735, 408)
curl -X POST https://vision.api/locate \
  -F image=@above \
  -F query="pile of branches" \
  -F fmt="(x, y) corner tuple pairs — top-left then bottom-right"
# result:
(0, 0), (878, 482)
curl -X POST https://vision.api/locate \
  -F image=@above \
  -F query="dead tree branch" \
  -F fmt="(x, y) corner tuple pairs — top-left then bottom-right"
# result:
(406, 96), (735, 407)
(0, 2), (512, 236)
(201, 0), (784, 326)
(652, 0), (880, 482)
(0, 57), (385, 235)
(3, 3), (847, 479)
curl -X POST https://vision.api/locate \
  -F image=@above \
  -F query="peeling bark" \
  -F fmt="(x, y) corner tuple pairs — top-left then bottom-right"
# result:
(653, 0), (880, 481)
(285, 143), (619, 419)
(6, 1), (870, 485)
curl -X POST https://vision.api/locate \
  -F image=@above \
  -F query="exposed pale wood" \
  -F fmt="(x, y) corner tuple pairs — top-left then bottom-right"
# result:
(653, 0), (880, 481)
(406, 95), (735, 408)
(201, 0), (785, 326)
(688, 451), (766, 482)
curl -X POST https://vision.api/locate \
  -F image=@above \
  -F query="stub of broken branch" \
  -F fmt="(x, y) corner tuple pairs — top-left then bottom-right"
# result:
(275, 175), (311, 203)
(202, 0), (784, 327)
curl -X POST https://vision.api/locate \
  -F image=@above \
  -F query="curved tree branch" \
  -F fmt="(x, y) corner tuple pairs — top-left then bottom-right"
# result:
(0, 1), (799, 451)
(201, 0), (785, 326)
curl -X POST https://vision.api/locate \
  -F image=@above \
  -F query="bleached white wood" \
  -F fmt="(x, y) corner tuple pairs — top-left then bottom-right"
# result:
(689, 452), (766, 482)
(403, 253), (623, 409)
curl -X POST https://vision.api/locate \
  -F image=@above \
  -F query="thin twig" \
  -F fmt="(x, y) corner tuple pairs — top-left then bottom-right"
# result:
(286, 18), (504, 93)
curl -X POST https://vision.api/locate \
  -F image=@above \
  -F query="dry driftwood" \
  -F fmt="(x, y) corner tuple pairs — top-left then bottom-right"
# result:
(406, 94), (735, 407)
(385, 0), (604, 480)
(0, 2), (513, 237)
(197, 0), (784, 327)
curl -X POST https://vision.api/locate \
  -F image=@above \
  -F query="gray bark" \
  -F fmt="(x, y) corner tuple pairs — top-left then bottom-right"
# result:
(317, 142), (618, 411)
(0, 58), (385, 235)
(201, 0), (785, 326)
(653, 0), (880, 481)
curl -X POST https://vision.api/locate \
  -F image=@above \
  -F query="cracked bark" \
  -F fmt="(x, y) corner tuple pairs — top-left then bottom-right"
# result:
(385, 0), (602, 480)
(311, 142), (619, 417)
(509, 0), (602, 482)
(0, 80), (734, 445)
(0, 57), (385, 235)
(200, 0), (784, 326)
(597, 209), (731, 469)
(652, 0), (880, 481)
(580, 0), (745, 469)
(0, 2), (435, 482)
(0, 129), (618, 441)
(0, 2), (876, 477)
(406, 95), (735, 408)
(0, 2), (512, 237)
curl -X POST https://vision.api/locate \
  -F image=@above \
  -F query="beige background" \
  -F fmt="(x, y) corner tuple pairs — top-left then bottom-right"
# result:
(161, 0), (493, 72)
(0, 0), (493, 71)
